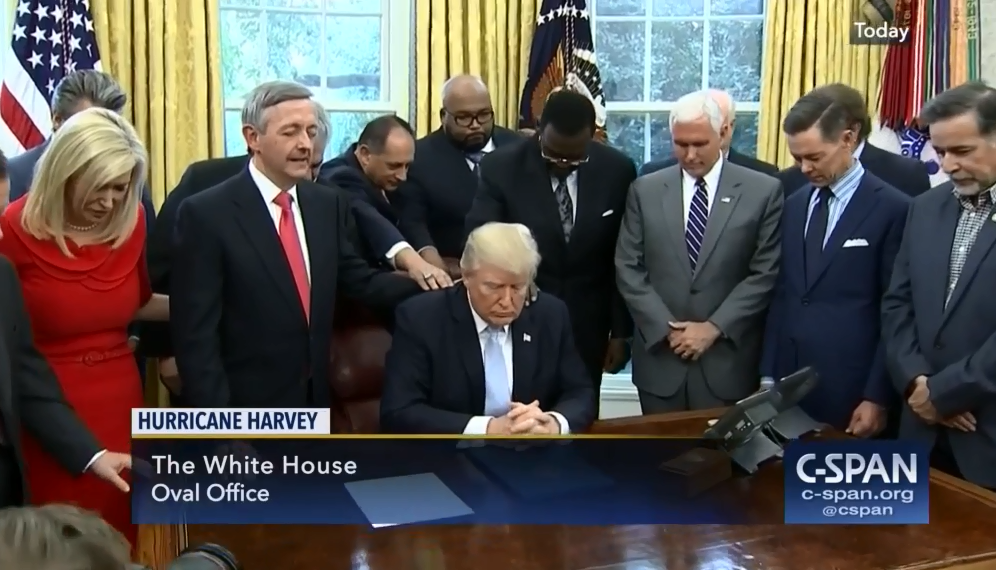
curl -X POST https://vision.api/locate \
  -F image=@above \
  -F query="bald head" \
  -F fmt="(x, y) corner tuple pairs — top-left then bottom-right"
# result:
(706, 88), (736, 151)
(439, 75), (495, 152)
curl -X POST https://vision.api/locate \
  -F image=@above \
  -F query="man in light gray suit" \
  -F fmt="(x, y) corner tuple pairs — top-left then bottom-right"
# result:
(615, 90), (783, 413)
(882, 82), (996, 491)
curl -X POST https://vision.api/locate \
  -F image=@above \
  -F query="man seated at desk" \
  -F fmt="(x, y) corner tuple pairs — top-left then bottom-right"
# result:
(380, 222), (596, 434)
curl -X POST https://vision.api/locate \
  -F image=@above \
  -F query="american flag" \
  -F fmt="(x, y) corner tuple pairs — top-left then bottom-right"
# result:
(518, 0), (607, 140)
(0, 0), (101, 156)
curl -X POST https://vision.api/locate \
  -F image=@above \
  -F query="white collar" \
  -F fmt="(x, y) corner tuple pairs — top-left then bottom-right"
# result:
(468, 295), (509, 335)
(481, 138), (496, 153)
(249, 159), (298, 203)
(853, 140), (866, 158)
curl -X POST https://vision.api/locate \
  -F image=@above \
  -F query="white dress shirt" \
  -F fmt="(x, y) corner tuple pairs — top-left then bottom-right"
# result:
(465, 138), (496, 170)
(462, 303), (570, 435)
(248, 160), (312, 281)
(680, 154), (724, 227)
(548, 171), (579, 219)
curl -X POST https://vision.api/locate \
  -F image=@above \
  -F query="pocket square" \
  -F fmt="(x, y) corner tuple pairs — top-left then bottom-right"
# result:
(601, 209), (614, 217)
(843, 238), (869, 248)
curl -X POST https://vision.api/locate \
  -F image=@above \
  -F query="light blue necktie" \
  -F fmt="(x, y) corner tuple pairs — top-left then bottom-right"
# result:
(482, 327), (511, 416)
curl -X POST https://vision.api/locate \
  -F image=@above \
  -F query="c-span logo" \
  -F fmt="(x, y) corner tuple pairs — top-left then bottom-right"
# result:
(783, 440), (930, 524)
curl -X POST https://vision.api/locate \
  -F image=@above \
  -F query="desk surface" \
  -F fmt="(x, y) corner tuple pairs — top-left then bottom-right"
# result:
(185, 410), (996, 570)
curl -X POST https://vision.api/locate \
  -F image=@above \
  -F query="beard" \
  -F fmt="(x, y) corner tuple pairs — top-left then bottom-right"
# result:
(446, 127), (490, 153)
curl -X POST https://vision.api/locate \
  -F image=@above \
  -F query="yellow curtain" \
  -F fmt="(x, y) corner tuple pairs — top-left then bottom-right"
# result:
(414, 0), (538, 137)
(90, 0), (224, 565)
(756, 0), (887, 168)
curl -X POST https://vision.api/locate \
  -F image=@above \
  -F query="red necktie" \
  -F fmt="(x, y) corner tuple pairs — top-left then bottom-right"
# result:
(273, 192), (310, 320)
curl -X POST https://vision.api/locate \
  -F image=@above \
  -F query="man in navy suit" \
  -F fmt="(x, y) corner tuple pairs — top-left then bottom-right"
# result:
(883, 82), (996, 489)
(319, 115), (451, 290)
(381, 222), (596, 434)
(761, 91), (910, 435)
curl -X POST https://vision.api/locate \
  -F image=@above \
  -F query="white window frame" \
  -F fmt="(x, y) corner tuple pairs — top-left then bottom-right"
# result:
(219, 0), (411, 123)
(591, 0), (765, 164)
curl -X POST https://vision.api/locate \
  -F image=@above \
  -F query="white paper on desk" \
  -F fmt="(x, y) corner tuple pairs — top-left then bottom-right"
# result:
(344, 473), (474, 528)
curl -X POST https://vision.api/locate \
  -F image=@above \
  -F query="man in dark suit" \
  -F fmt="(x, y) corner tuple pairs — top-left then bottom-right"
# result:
(465, 90), (635, 399)
(882, 82), (996, 490)
(381, 222), (595, 434)
(0, 154), (133, 505)
(639, 89), (778, 178)
(778, 84), (932, 198)
(171, 81), (422, 409)
(6, 70), (156, 232)
(144, 100), (335, 399)
(319, 115), (451, 289)
(760, 91), (909, 434)
(396, 75), (521, 273)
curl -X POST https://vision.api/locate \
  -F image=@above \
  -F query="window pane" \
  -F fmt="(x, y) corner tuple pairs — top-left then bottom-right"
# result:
(220, 0), (262, 7)
(711, 0), (765, 16)
(269, 0), (321, 8)
(325, 111), (386, 157)
(648, 112), (672, 163)
(266, 12), (322, 85)
(324, 16), (382, 101)
(595, 22), (645, 103)
(606, 113), (646, 166)
(220, 10), (266, 101)
(223, 110), (246, 157)
(324, 0), (382, 11)
(708, 19), (764, 102)
(649, 20), (703, 102)
(652, 0), (704, 17)
(731, 111), (760, 156)
(594, 0), (646, 17)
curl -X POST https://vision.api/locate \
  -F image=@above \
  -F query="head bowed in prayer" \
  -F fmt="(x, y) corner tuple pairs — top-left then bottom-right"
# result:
(705, 88), (736, 152)
(0, 504), (131, 569)
(22, 107), (146, 255)
(669, 90), (726, 178)
(782, 91), (858, 187)
(461, 222), (541, 328)
(50, 70), (128, 132)
(538, 90), (596, 178)
(311, 100), (331, 181)
(354, 115), (416, 191)
(918, 81), (996, 196)
(440, 75), (495, 153)
(241, 81), (317, 190)
(812, 83), (873, 142)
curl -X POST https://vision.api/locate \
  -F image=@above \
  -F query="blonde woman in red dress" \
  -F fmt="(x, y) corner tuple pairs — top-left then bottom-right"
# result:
(0, 107), (168, 545)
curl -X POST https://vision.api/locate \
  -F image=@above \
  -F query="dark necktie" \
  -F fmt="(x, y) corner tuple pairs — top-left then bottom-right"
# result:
(553, 175), (574, 241)
(805, 186), (834, 283)
(686, 178), (709, 270)
(466, 152), (484, 177)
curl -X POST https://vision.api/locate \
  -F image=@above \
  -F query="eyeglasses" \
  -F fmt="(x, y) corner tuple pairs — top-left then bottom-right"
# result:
(540, 147), (589, 167)
(447, 109), (494, 127)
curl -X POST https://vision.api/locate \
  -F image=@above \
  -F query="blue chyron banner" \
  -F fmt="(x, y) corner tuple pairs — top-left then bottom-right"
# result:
(131, 437), (756, 527)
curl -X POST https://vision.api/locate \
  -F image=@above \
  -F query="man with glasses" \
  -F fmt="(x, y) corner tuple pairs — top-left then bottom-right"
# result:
(396, 75), (521, 276)
(465, 89), (636, 410)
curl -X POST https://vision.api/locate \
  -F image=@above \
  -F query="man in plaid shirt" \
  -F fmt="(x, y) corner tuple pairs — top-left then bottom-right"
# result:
(883, 81), (996, 491)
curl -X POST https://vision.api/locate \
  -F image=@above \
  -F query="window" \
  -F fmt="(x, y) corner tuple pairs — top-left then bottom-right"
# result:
(592, 0), (766, 166)
(219, 0), (411, 159)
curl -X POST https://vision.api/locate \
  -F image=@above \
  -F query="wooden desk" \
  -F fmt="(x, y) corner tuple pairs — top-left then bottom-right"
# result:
(177, 411), (996, 570)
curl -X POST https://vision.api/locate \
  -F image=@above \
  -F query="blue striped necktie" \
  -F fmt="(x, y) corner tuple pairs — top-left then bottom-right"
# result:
(482, 327), (510, 416)
(466, 152), (484, 177)
(686, 178), (710, 270)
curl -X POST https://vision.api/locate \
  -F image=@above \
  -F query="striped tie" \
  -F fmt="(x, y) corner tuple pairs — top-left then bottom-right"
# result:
(686, 178), (709, 270)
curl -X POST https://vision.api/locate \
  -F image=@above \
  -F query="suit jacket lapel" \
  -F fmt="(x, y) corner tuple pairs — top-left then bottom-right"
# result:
(510, 311), (536, 403)
(784, 194), (808, 293)
(450, 288), (486, 413)
(524, 145), (571, 251)
(694, 168), (742, 278)
(925, 193), (961, 326)
(942, 203), (996, 322)
(807, 178), (879, 291)
(231, 171), (307, 320)
(662, 173), (692, 281)
(297, 183), (334, 327)
(569, 162), (603, 256)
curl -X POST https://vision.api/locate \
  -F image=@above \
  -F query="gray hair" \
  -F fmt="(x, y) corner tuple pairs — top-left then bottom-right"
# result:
(51, 70), (127, 120)
(312, 99), (331, 153)
(669, 90), (724, 133)
(707, 88), (736, 118)
(241, 81), (314, 133)
(919, 81), (996, 136)
(460, 222), (541, 280)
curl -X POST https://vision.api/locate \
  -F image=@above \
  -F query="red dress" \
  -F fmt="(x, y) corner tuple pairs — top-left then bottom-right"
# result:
(0, 196), (148, 545)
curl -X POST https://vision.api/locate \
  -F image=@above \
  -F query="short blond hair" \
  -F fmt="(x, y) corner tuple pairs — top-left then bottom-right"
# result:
(22, 107), (147, 256)
(0, 504), (130, 568)
(460, 222), (541, 280)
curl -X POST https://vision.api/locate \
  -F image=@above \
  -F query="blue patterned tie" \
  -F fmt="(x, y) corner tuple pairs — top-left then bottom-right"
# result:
(466, 152), (484, 177)
(482, 327), (510, 416)
(554, 175), (575, 241)
(686, 178), (709, 270)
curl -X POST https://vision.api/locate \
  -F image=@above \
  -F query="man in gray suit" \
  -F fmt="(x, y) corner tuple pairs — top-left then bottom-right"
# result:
(882, 82), (996, 490)
(615, 90), (783, 413)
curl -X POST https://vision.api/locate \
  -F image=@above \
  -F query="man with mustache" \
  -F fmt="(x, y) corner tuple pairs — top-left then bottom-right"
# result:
(883, 81), (996, 490)
(465, 90), (635, 413)
(396, 75), (521, 276)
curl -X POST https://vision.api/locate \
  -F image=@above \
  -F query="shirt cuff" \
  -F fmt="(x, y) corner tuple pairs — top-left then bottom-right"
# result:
(760, 377), (775, 390)
(463, 416), (493, 435)
(385, 241), (413, 267)
(547, 411), (570, 434)
(84, 450), (107, 473)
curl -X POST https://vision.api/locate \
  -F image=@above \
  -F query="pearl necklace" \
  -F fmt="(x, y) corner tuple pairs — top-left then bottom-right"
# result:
(67, 221), (99, 232)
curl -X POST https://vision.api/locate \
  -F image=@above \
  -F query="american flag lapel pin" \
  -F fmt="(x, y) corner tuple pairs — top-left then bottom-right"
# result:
(721, 196), (732, 203)
(991, 212), (996, 222)
(523, 333), (531, 342)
